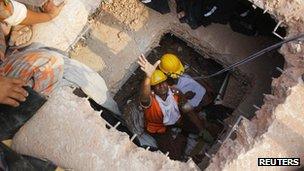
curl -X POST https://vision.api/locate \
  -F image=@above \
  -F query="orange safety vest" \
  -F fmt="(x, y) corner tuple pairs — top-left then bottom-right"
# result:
(144, 93), (179, 134)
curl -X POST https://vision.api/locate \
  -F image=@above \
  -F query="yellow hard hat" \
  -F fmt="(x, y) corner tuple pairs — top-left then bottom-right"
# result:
(159, 53), (184, 78)
(150, 70), (167, 86)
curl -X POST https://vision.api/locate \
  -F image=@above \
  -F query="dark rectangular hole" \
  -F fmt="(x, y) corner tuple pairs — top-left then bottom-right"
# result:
(113, 33), (250, 164)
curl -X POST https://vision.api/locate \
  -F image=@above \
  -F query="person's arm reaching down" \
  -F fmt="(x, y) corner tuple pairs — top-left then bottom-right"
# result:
(21, 0), (65, 25)
(0, 0), (65, 26)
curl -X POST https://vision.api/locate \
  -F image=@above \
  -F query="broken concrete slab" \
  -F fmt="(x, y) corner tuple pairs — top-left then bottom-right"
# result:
(208, 82), (304, 171)
(11, 87), (199, 171)
(30, 0), (100, 51)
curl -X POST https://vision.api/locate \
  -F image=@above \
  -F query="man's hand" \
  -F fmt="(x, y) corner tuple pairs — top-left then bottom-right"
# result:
(0, 77), (28, 107)
(137, 54), (160, 78)
(42, 0), (65, 19)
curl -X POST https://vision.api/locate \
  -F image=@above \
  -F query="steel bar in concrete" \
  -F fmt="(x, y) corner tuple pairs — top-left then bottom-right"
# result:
(272, 21), (285, 40)
(221, 115), (246, 144)
(205, 152), (211, 159)
(276, 67), (284, 73)
(113, 122), (121, 129)
(130, 134), (137, 142)
(253, 105), (261, 110)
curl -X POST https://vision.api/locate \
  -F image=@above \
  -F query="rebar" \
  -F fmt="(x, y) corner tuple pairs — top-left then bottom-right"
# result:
(113, 122), (121, 129)
(205, 152), (211, 159)
(130, 134), (137, 142)
(272, 21), (284, 40)
(253, 105), (261, 110)
(276, 67), (284, 73)
(220, 115), (248, 144)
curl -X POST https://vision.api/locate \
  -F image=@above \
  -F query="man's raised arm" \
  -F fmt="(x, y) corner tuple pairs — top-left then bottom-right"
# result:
(137, 54), (160, 107)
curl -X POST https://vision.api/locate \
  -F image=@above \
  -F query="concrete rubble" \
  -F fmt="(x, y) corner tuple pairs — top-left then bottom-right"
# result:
(22, 0), (101, 51)
(207, 81), (304, 171)
(12, 87), (199, 171)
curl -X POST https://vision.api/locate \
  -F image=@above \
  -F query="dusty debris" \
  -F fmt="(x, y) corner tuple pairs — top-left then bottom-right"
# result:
(101, 0), (149, 31)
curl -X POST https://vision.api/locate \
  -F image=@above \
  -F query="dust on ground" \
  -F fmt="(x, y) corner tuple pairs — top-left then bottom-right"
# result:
(96, 0), (149, 31)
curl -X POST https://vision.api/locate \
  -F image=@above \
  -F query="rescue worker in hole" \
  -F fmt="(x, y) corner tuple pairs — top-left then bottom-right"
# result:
(137, 54), (204, 160)
(159, 54), (214, 112)
(159, 53), (233, 127)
